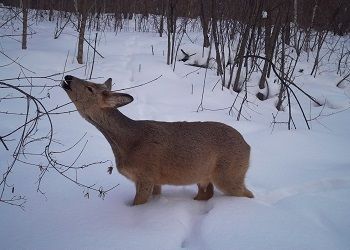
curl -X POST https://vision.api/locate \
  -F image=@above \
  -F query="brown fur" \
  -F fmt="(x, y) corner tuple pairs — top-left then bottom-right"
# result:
(62, 75), (254, 205)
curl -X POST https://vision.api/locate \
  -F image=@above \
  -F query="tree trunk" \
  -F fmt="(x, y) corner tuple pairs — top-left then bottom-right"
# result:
(167, 27), (171, 64)
(310, 31), (328, 77)
(77, 0), (87, 64)
(285, 23), (291, 45)
(49, 0), (54, 21)
(258, 18), (271, 90)
(259, 14), (281, 92)
(166, 0), (176, 65)
(304, 0), (319, 52)
(199, 0), (210, 48)
(293, 0), (300, 55)
(170, 16), (176, 64)
(166, 0), (172, 65)
(21, 0), (28, 50)
(159, 0), (165, 37)
(233, 25), (249, 92)
(211, 0), (223, 76)
(276, 28), (286, 111)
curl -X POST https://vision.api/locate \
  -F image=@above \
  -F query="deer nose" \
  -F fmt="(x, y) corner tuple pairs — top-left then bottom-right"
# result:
(62, 75), (73, 91)
(64, 75), (73, 83)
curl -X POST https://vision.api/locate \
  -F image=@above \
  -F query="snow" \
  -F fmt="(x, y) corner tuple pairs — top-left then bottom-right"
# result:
(1, 16), (350, 250)
(262, 11), (268, 19)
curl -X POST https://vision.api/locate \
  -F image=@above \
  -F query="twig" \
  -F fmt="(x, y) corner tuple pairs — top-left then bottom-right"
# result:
(0, 136), (9, 150)
(0, 50), (36, 74)
(89, 33), (98, 79)
(114, 75), (163, 91)
(0, 65), (85, 82)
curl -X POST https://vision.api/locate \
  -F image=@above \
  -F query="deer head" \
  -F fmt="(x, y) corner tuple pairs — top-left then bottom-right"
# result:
(61, 75), (133, 119)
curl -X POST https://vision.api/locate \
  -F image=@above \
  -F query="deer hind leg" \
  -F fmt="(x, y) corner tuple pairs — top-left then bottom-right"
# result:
(152, 185), (161, 195)
(212, 158), (254, 198)
(194, 182), (214, 201)
(133, 181), (154, 205)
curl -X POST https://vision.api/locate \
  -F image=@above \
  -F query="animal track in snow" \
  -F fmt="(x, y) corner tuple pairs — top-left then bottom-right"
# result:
(180, 201), (214, 249)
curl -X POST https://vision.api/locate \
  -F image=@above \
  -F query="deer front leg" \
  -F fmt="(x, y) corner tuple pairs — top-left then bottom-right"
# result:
(133, 181), (154, 205)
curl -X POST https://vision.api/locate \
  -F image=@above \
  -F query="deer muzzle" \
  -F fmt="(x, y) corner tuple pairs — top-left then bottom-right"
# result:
(61, 75), (73, 91)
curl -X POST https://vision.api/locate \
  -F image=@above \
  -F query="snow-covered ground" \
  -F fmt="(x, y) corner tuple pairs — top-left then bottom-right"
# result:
(1, 18), (350, 250)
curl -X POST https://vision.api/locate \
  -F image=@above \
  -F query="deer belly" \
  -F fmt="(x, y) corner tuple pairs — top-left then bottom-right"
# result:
(158, 164), (211, 185)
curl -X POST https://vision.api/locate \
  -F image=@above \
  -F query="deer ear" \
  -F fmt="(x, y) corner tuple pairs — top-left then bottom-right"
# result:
(104, 78), (112, 90)
(101, 91), (133, 108)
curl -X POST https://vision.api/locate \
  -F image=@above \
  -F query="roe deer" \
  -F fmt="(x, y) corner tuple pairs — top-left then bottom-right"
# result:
(61, 75), (254, 205)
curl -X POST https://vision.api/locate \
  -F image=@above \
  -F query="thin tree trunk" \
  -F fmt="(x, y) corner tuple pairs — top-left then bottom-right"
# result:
(77, 0), (87, 64)
(199, 0), (210, 48)
(276, 28), (286, 111)
(49, 0), (54, 21)
(211, 0), (223, 76)
(258, 19), (271, 90)
(267, 22), (281, 77)
(170, 18), (176, 64)
(293, 0), (299, 54)
(166, 0), (175, 65)
(233, 25), (249, 92)
(166, 15), (171, 64)
(167, 28), (171, 64)
(21, 0), (28, 50)
(159, 1), (165, 37)
(259, 14), (281, 92)
(304, 0), (319, 53)
(310, 31), (328, 77)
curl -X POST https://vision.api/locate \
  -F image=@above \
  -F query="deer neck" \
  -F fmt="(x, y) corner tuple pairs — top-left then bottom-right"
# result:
(86, 108), (138, 161)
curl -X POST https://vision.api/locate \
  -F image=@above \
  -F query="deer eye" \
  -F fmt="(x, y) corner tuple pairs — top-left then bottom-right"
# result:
(86, 86), (93, 93)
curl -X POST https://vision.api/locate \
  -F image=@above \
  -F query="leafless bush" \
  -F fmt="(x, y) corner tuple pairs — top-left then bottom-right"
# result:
(0, 48), (116, 209)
